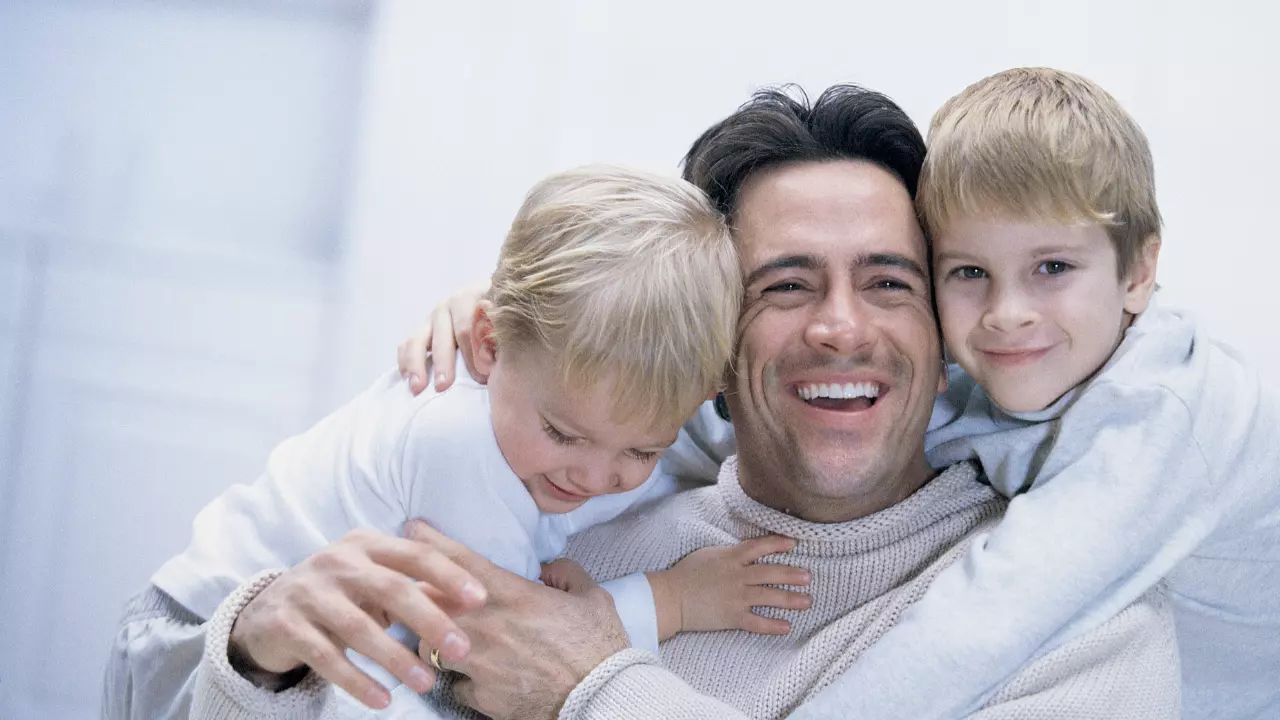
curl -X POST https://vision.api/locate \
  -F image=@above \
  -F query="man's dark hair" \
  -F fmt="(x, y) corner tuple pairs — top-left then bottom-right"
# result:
(681, 84), (926, 219)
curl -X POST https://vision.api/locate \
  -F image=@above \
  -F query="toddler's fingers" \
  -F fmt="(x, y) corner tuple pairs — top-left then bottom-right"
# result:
(748, 586), (811, 611)
(734, 534), (797, 562)
(399, 323), (434, 395)
(429, 305), (458, 391)
(739, 611), (791, 636)
(744, 562), (811, 588)
(540, 558), (593, 592)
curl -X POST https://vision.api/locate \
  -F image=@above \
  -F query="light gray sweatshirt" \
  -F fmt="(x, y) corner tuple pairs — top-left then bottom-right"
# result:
(784, 296), (1280, 719)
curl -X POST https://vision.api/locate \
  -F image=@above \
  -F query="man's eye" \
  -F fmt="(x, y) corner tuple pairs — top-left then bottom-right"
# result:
(763, 281), (804, 293)
(628, 449), (660, 462)
(952, 266), (987, 280)
(873, 279), (911, 291)
(1038, 260), (1072, 275)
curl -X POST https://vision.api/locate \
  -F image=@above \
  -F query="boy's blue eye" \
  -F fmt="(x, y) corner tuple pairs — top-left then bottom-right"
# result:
(1038, 260), (1071, 275)
(952, 266), (987, 280)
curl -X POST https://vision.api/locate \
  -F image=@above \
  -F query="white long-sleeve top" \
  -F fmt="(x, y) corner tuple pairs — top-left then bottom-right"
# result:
(109, 362), (676, 718)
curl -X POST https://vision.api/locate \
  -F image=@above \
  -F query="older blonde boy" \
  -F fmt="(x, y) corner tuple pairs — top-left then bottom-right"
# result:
(114, 166), (810, 719)
(793, 68), (1280, 719)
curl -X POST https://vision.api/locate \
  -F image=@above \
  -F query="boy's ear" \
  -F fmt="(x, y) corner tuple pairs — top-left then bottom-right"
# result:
(1123, 234), (1162, 315)
(470, 301), (499, 377)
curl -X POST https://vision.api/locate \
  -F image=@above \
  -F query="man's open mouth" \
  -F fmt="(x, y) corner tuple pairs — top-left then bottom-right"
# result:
(795, 382), (883, 411)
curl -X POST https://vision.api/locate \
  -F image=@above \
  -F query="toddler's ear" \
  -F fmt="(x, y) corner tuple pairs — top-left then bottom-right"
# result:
(470, 302), (499, 377)
(1123, 235), (1162, 315)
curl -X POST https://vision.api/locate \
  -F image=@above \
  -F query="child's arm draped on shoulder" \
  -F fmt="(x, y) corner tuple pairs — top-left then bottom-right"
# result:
(791, 381), (1212, 719)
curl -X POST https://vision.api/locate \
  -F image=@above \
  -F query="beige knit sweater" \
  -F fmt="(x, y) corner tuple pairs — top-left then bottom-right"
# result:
(190, 460), (1181, 719)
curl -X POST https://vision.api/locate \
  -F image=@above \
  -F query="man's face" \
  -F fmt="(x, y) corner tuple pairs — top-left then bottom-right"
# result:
(725, 160), (945, 523)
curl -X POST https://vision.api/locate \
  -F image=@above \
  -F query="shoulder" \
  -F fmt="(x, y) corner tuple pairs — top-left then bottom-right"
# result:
(397, 376), (494, 446)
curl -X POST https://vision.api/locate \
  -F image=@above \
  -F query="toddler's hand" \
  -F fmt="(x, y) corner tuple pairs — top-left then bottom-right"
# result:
(540, 558), (596, 593)
(648, 535), (810, 640)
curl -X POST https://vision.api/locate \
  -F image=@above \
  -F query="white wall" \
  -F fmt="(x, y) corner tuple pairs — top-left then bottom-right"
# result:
(337, 0), (1280, 399)
(0, 1), (371, 717)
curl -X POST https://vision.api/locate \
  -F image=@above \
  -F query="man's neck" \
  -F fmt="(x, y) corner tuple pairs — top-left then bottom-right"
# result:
(735, 452), (938, 524)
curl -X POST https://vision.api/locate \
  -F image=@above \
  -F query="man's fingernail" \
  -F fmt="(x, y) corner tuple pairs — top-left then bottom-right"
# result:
(364, 686), (390, 709)
(436, 371), (445, 382)
(408, 373), (420, 388)
(408, 666), (433, 692)
(442, 632), (469, 658)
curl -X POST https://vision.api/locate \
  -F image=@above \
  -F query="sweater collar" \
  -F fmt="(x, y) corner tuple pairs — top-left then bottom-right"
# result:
(717, 457), (996, 553)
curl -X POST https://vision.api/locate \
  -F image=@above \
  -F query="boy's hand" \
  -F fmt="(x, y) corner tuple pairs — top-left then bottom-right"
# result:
(647, 535), (811, 641)
(540, 558), (596, 592)
(397, 279), (491, 394)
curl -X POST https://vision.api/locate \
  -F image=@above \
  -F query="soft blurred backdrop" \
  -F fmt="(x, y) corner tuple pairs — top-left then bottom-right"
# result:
(0, 0), (1276, 716)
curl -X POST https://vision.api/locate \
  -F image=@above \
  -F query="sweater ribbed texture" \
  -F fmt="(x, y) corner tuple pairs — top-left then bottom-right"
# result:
(559, 458), (1179, 719)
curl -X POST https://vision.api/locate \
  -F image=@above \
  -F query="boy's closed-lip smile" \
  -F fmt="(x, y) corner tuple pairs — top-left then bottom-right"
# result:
(978, 345), (1057, 367)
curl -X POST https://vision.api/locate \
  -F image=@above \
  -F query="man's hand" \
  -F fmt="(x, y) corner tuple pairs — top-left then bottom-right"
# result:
(405, 520), (628, 720)
(228, 529), (487, 710)
(397, 279), (490, 394)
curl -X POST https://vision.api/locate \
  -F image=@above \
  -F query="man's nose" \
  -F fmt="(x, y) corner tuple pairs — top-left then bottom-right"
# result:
(982, 282), (1038, 333)
(804, 286), (872, 355)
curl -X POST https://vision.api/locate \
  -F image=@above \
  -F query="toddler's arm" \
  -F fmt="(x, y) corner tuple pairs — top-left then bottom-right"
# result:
(646, 535), (811, 641)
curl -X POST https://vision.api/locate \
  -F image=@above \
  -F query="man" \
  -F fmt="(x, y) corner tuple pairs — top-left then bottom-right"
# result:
(106, 85), (1179, 719)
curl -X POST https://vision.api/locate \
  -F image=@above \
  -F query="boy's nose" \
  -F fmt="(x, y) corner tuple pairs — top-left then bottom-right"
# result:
(567, 464), (620, 495)
(982, 286), (1038, 332)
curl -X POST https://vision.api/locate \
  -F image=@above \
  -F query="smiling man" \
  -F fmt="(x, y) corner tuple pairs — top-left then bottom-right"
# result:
(144, 86), (1181, 720)
(364, 86), (1180, 720)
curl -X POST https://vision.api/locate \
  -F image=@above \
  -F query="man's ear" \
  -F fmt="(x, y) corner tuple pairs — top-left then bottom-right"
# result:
(471, 302), (499, 378)
(1123, 234), (1162, 315)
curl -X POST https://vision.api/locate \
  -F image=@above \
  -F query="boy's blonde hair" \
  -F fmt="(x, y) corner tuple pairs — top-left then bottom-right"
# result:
(487, 165), (740, 428)
(918, 67), (1161, 276)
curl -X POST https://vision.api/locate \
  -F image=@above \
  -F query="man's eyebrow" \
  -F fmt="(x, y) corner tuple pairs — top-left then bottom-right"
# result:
(858, 252), (929, 281)
(743, 255), (824, 288)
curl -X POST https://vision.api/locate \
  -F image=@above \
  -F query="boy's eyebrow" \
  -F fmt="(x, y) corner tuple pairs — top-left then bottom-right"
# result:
(743, 254), (825, 288)
(934, 249), (975, 265)
(936, 245), (1090, 265)
(1027, 244), (1088, 256)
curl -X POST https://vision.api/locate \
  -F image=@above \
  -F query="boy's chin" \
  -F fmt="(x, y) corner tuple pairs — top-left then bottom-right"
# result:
(533, 496), (589, 514)
(987, 384), (1064, 414)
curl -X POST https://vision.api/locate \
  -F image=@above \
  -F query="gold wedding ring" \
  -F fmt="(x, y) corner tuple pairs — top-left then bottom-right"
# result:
(429, 647), (443, 671)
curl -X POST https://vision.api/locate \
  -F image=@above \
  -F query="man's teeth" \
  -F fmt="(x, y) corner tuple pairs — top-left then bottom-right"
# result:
(797, 382), (882, 401)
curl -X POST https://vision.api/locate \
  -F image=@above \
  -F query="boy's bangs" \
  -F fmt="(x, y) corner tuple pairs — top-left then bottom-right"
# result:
(920, 146), (1117, 240)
